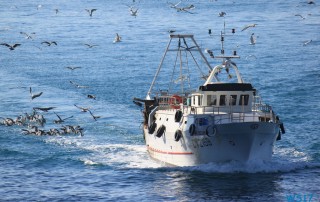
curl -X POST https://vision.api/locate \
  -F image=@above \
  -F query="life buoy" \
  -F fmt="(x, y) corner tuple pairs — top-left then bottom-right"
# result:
(174, 110), (183, 122)
(168, 95), (183, 109)
(148, 121), (157, 134)
(174, 130), (182, 142)
(156, 125), (166, 138)
(189, 124), (195, 136)
(206, 125), (216, 137)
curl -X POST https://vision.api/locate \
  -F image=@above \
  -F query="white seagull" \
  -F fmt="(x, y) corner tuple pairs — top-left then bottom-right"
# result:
(30, 87), (43, 100)
(250, 33), (256, 45)
(129, 7), (138, 17)
(241, 23), (257, 31)
(20, 32), (36, 39)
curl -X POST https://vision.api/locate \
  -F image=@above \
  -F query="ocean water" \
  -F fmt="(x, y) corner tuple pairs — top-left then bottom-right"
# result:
(0, 0), (319, 201)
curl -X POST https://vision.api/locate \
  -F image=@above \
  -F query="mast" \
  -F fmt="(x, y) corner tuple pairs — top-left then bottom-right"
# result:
(147, 37), (173, 99)
(147, 34), (214, 98)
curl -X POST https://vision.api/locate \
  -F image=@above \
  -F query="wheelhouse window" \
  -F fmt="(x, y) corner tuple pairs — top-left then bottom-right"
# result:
(239, 94), (249, 105)
(207, 95), (217, 106)
(219, 95), (226, 106)
(230, 95), (237, 105)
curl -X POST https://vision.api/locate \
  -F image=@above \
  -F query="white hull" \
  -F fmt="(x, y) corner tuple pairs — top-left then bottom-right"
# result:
(144, 113), (279, 166)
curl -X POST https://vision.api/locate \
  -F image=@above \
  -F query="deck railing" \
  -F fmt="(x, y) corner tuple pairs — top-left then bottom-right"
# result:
(156, 102), (276, 123)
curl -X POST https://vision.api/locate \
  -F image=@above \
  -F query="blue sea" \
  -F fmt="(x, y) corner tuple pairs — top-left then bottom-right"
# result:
(1, 0), (319, 201)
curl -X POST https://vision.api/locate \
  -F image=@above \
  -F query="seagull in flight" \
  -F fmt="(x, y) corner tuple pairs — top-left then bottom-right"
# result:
(20, 32), (36, 39)
(88, 110), (101, 121)
(219, 11), (226, 17)
(30, 87), (43, 100)
(168, 1), (182, 8)
(74, 104), (91, 112)
(295, 14), (305, 19)
(113, 33), (121, 43)
(33, 107), (56, 112)
(250, 33), (256, 45)
(41, 41), (57, 46)
(87, 94), (96, 99)
(69, 81), (89, 88)
(84, 43), (98, 48)
(53, 112), (73, 124)
(66, 66), (81, 70)
(0, 43), (21, 50)
(205, 48), (214, 58)
(129, 7), (138, 17)
(241, 23), (257, 31)
(303, 39), (312, 46)
(85, 9), (97, 17)
(245, 55), (257, 60)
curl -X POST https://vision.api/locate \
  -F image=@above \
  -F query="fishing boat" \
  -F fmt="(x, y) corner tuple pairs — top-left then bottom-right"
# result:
(134, 31), (285, 166)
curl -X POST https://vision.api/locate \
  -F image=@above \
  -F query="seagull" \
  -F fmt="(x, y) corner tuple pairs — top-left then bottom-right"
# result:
(41, 41), (57, 46)
(85, 9), (97, 17)
(168, 1), (182, 9)
(20, 32), (36, 39)
(69, 81), (89, 88)
(295, 14), (305, 19)
(53, 112), (73, 124)
(241, 23), (257, 31)
(33, 107), (56, 112)
(66, 66), (81, 70)
(205, 48), (214, 58)
(87, 94), (96, 99)
(219, 11), (226, 17)
(0, 43), (21, 50)
(84, 43), (98, 48)
(30, 87), (43, 100)
(88, 110), (101, 121)
(129, 7), (138, 17)
(245, 55), (257, 60)
(74, 104), (91, 112)
(176, 5), (195, 13)
(113, 33), (121, 43)
(303, 39), (312, 46)
(250, 33), (256, 45)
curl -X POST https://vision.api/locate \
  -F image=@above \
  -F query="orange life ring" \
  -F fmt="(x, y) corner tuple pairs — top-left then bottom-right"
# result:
(168, 95), (183, 109)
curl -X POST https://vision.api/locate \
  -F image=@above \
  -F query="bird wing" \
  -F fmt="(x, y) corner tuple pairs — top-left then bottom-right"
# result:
(241, 25), (250, 31)
(70, 80), (77, 86)
(1, 43), (11, 47)
(62, 116), (73, 121)
(41, 41), (50, 45)
(54, 112), (63, 121)
(13, 44), (21, 48)
(51, 41), (57, 45)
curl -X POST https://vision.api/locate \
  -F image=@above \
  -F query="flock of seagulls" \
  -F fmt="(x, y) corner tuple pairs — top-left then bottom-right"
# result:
(0, 0), (316, 137)
(0, 110), (83, 136)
